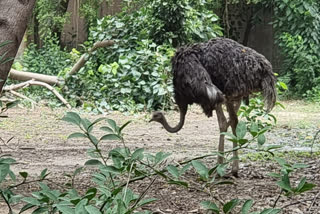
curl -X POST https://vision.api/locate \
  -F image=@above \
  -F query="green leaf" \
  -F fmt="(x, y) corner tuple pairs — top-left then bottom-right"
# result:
(40, 168), (49, 180)
(22, 197), (41, 206)
(81, 118), (93, 132)
(236, 121), (247, 139)
(257, 134), (266, 146)
(200, 201), (219, 213)
(167, 165), (180, 179)
(277, 173), (292, 192)
(32, 207), (49, 214)
(106, 119), (117, 131)
(250, 122), (259, 137)
(223, 199), (239, 213)
(102, 165), (122, 174)
(275, 158), (287, 167)
(295, 177), (306, 192)
(191, 160), (209, 180)
(168, 180), (188, 188)
(85, 205), (102, 214)
(295, 177), (316, 193)
(84, 188), (97, 201)
(268, 172), (281, 178)
(75, 199), (89, 214)
(119, 120), (132, 132)
(85, 159), (103, 166)
(88, 117), (106, 130)
(292, 163), (308, 169)
(131, 148), (144, 160)
(265, 145), (283, 151)
(62, 112), (82, 126)
(136, 198), (158, 207)
(260, 208), (281, 214)
(19, 171), (28, 179)
(19, 203), (35, 213)
(180, 163), (191, 175)
(100, 126), (114, 133)
(155, 152), (171, 164)
(241, 199), (253, 214)
(279, 81), (288, 90)
(68, 132), (87, 139)
(56, 205), (75, 214)
(216, 164), (227, 177)
(100, 134), (121, 141)
(88, 134), (99, 145)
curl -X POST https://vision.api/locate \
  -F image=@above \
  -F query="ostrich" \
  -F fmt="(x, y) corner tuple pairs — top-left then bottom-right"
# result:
(150, 37), (277, 176)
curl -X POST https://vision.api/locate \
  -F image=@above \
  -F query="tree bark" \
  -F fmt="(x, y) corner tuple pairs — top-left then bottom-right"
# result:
(0, 0), (36, 93)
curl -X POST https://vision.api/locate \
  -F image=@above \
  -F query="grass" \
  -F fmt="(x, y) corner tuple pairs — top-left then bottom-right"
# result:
(273, 100), (320, 128)
(242, 150), (320, 163)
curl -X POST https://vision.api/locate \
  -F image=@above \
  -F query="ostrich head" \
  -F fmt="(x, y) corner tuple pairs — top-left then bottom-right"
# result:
(149, 111), (165, 123)
(150, 104), (187, 133)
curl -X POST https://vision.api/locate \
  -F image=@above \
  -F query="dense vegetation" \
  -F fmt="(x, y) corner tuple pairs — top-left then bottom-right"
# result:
(12, 0), (320, 111)
(0, 1), (319, 212)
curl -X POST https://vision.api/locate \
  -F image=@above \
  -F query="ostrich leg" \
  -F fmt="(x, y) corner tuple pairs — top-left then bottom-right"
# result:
(215, 104), (228, 165)
(226, 101), (241, 176)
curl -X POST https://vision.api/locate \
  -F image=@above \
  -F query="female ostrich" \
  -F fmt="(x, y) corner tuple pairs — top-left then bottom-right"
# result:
(150, 37), (277, 176)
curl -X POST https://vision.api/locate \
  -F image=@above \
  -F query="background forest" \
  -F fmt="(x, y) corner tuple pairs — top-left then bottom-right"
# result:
(0, 1), (320, 213)
(10, 0), (320, 112)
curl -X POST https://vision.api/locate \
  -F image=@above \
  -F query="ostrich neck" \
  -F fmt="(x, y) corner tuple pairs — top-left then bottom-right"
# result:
(161, 106), (187, 133)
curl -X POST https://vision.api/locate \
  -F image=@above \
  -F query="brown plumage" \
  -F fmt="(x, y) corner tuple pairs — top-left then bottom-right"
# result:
(150, 37), (277, 176)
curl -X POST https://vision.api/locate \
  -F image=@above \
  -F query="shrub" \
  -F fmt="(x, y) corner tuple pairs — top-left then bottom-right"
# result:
(64, 1), (222, 112)
(270, 0), (320, 100)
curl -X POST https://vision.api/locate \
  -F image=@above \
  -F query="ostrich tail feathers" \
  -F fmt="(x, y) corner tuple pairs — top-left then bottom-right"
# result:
(262, 76), (277, 112)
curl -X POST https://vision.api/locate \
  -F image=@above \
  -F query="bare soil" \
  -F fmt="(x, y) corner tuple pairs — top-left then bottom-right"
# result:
(0, 101), (320, 213)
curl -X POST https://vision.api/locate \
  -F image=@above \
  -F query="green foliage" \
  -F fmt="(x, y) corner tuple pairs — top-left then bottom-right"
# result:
(140, 0), (223, 47)
(269, 158), (316, 200)
(33, 0), (70, 38)
(22, 37), (72, 76)
(79, 0), (104, 27)
(0, 111), (317, 213)
(14, 37), (73, 103)
(269, 0), (320, 100)
(65, 1), (222, 112)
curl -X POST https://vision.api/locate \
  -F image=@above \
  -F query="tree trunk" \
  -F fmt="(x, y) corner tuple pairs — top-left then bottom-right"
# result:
(0, 0), (36, 93)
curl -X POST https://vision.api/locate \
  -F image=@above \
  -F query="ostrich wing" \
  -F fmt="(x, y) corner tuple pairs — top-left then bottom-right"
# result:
(172, 50), (224, 117)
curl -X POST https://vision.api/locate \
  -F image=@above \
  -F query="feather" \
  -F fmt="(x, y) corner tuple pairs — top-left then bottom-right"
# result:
(171, 37), (277, 116)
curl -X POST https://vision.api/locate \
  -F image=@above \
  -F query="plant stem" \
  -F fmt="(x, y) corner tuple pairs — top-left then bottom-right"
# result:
(273, 189), (283, 208)
(0, 191), (12, 214)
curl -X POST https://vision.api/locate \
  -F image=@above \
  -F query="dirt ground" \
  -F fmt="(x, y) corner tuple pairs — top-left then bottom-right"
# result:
(0, 101), (320, 213)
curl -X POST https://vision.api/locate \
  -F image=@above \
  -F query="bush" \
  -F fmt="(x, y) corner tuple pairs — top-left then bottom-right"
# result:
(270, 0), (320, 100)
(64, 1), (222, 113)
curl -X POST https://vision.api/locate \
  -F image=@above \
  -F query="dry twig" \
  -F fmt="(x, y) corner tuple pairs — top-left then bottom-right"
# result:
(3, 79), (71, 109)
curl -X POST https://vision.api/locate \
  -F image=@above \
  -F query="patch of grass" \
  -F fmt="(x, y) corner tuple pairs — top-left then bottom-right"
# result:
(275, 100), (320, 113)
(242, 150), (320, 163)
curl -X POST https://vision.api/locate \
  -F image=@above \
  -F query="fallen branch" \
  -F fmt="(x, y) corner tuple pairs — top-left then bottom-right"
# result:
(67, 40), (115, 77)
(9, 69), (63, 86)
(9, 90), (36, 109)
(3, 79), (71, 109)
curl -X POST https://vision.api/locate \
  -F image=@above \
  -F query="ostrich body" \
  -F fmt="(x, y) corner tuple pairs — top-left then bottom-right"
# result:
(150, 37), (277, 176)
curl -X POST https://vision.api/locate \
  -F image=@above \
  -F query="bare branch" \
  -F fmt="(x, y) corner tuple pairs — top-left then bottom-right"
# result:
(9, 69), (63, 86)
(3, 80), (71, 109)
(67, 40), (115, 76)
